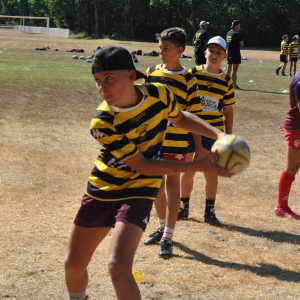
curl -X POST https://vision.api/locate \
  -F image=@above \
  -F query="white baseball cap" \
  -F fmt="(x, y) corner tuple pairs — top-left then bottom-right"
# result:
(200, 21), (209, 27)
(206, 36), (227, 51)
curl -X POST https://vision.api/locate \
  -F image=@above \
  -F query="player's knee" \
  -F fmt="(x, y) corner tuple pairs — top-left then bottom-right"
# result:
(166, 180), (179, 197)
(107, 258), (127, 280)
(64, 253), (87, 275)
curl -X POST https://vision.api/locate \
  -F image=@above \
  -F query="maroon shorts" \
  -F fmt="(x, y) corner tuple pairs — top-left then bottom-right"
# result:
(74, 194), (154, 231)
(284, 129), (300, 150)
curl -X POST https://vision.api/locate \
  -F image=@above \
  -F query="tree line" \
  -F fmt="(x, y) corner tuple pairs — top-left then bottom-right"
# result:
(1, 0), (300, 47)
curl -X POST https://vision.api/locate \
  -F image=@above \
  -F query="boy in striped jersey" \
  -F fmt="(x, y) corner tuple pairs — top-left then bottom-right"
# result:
(276, 35), (289, 76)
(288, 35), (300, 77)
(64, 45), (233, 300)
(142, 27), (204, 258)
(180, 36), (235, 226)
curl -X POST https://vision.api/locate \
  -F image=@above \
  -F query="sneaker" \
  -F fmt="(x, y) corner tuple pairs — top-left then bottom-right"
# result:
(177, 201), (189, 220)
(282, 72), (287, 76)
(159, 240), (173, 258)
(274, 206), (300, 219)
(233, 85), (242, 90)
(204, 208), (221, 226)
(290, 74), (292, 77)
(144, 228), (164, 245)
(276, 67), (280, 75)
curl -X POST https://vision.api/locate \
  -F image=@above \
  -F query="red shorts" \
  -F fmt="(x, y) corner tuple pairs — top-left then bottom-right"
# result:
(74, 194), (154, 231)
(163, 153), (186, 161)
(284, 129), (300, 150)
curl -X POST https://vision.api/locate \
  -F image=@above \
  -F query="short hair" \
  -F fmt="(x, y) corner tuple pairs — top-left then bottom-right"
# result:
(156, 27), (187, 51)
(282, 35), (288, 39)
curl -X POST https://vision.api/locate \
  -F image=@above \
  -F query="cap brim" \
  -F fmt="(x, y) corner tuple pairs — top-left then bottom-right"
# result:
(135, 70), (146, 80)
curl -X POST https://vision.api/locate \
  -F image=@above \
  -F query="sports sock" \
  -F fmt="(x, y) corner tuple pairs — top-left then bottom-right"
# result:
(180, 196), (190, 209)
(68, 289), (86, 300)
(278, 171), (295, 208)
(158, 218), (166, 231)
(205, 198), (215, 214)
(161, 227), (174, 243)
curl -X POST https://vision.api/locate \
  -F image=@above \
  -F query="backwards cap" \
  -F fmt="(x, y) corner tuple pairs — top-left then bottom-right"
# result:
(92, 46), (146, 80)
(231, 20), (240, 29)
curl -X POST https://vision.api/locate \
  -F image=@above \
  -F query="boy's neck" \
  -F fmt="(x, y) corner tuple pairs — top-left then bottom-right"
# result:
(161, 61), (184, 72)
(202, 64), (221, 74)
(116, 86), (143, 108)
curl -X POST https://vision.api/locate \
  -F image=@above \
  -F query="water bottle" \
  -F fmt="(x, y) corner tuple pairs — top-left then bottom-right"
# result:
(259, 60), (262, 66)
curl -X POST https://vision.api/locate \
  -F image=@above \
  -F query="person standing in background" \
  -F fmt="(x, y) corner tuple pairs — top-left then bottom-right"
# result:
(193, 21), (209, 66)
(226, 20), (244, 90)
(276, 35), (289, 76)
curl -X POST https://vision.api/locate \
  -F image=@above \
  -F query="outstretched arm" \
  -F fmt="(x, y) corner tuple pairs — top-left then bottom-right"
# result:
(169, 110), (226, 140)
(125, 151), (233, 178)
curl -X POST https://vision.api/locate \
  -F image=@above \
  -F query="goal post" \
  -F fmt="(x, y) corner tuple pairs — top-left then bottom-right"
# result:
(0, 15), (50, 48)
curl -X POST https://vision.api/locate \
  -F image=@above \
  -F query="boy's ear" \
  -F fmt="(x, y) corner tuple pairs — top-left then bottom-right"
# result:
(223, 53), (227, 60)
(177, 46), (184, 55)
(128, 70), (137, 82)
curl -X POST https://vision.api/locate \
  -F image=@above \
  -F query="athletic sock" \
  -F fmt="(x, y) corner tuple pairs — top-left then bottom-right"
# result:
(161, 227), (174, 243)
(278, 171), (295, 208)
(158, 218), (166, 231)
(180, 196), (190, 209)
(68, 289), (86, 300)
(205, 198), (215, 214)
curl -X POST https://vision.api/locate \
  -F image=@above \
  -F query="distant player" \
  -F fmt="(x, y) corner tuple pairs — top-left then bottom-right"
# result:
(180, 36), (235, 226)
(142, 27), (204, 258)
(275, 70), (300, 219)
(193, 21), (209, 66)
(276, 35), (289, 76)
(64, 45), (233, 300)
(288, 35), (300, 77)
(226, 20), (244, 90)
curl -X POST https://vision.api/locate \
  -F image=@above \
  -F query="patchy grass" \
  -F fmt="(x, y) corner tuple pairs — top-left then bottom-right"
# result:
(1, 36), (300, 300)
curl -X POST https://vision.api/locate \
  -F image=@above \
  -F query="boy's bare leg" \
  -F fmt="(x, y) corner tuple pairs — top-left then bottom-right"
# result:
(165, 173), (181, 229)
(180, 152), (196, 198)
(65, 225), (111, 293)
(154, 177), (167, 220)
(108, 221), (144, 300)
(230, 64), (240, 86)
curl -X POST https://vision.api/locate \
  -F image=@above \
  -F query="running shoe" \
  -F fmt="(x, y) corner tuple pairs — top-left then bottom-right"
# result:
(233, 85), (242, 90)
(159, 240), (173, 258)
(274, 206), (300, 219)
(177, 201), (189, 220)
(282, 72), (287, 76)
(144, 228), (164, 245)
(204, 208), (221, 226)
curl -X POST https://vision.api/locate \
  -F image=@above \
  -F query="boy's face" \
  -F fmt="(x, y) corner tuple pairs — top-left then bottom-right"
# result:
(93, 69), (135, 107)
(205, 44), (227, 66)
(284, 37), (289, 42)
(158, 39), (183, 65)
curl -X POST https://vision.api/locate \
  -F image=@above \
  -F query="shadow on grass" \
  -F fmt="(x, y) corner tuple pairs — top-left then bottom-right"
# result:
(173, 241), (300, 283)
(235, 88), (284, 95)
(222, 224), (300, 245)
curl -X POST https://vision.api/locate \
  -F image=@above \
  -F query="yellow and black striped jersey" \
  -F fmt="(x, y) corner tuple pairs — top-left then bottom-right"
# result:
(280, 41), (288, 55)
(143, 65), (202, 155)
(86, 83), (180, 201)
(289, 42), (300, 58)
(189, 65), (235, 131)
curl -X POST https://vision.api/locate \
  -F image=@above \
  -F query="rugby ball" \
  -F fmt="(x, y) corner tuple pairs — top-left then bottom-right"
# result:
(211, 134), (250, 174)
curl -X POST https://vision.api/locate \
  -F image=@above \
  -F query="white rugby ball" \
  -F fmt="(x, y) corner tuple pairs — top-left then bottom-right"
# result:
(211, 134), (251, 174)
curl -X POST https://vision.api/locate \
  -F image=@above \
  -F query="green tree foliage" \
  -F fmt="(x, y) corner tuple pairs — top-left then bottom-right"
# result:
(1, 0), (300, 46)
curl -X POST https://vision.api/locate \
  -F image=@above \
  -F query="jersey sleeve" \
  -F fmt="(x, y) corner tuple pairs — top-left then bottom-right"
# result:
(90, 108), (139, 161)
(163, 85), (181, 119)
(223, 78), (236, 107)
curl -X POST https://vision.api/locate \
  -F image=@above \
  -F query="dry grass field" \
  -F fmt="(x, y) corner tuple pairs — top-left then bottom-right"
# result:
(1, 33), (300, 300)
